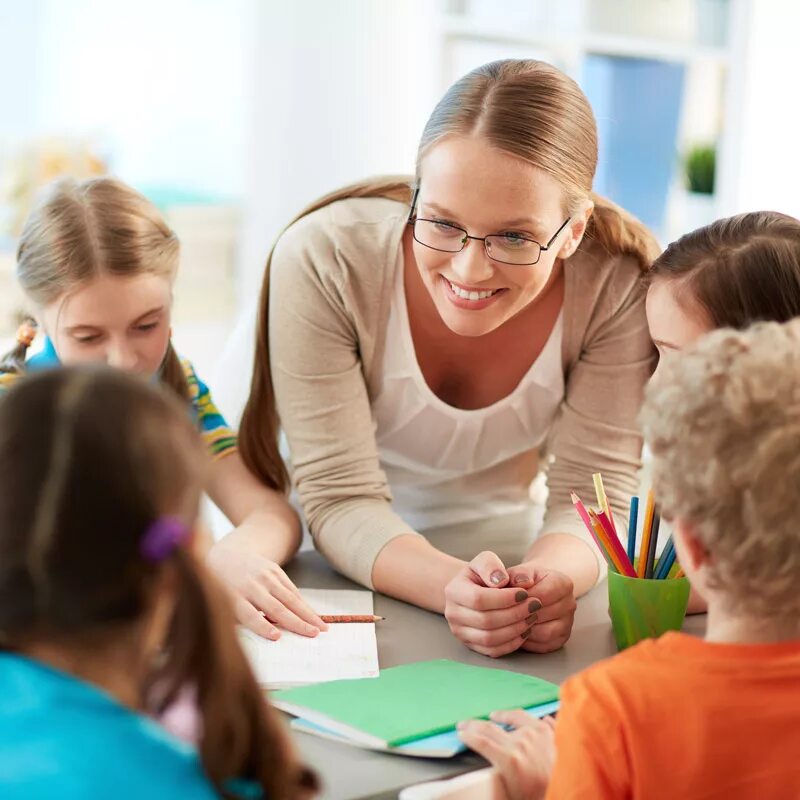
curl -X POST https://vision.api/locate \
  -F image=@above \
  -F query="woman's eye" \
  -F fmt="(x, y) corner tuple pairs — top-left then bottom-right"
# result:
(136, 322), (159, 332)
(500, 232), (530, 247)
(433, 220), (462, 235)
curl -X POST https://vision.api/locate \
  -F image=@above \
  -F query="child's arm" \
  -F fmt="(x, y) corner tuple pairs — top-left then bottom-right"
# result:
(206, 451), (327, 640)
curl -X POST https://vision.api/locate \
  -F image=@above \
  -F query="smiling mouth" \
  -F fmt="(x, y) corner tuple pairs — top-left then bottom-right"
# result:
(443, 276), (507, 301)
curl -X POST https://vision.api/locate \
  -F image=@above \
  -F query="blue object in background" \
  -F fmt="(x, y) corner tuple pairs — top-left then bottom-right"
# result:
(582, 55), (686, 237)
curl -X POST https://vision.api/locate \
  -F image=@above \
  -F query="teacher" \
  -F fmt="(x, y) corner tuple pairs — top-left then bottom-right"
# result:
(240, 59), (658, 656)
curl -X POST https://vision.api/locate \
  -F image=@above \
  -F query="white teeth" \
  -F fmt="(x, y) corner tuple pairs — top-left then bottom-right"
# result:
(447, 279), (499, 301)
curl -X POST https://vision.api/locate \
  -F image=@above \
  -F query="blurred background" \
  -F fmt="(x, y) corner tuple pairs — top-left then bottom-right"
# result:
(1, 0), (799, 387)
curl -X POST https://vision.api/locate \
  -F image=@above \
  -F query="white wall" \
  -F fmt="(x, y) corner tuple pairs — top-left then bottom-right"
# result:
(719, 0), (800, 218)
(238, 0), (440, 301)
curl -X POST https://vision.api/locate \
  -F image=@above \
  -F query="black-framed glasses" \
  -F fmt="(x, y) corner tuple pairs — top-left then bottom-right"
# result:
(407, 187), (571, 267)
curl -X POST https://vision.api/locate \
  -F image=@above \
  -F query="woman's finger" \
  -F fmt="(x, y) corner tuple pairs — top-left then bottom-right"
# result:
(468, 551), (510, 588)
(451, 618), (533, 649)
(462, 632), (528, 659)
(450, 600), (538, 631)
(526, 617), (573, 645)
(248, 584), (323, 637)
(447, 578), (532, 612)
(260, 578), (329, 630)
(530, 593), (577, 625)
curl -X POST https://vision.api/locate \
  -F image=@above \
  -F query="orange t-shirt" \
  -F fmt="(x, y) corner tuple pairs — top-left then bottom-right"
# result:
(546, 632), (800, 799)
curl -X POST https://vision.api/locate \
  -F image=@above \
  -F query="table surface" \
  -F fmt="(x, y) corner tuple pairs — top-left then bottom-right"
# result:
(283, 550), (705, 800)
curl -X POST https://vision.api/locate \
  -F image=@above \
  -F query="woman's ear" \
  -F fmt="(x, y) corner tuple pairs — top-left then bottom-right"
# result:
(556, 198), (594, 260)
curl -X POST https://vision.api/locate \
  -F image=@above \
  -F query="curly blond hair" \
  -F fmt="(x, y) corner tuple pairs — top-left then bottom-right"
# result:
(640, 319), (800, 620)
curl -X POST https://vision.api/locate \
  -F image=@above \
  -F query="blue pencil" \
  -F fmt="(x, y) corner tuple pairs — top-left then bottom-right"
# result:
(627, 496), (639, 565)
(655, 537), (677, 580)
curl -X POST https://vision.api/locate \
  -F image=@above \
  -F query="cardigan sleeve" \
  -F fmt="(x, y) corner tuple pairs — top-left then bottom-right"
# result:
(268, 209), (421, 588)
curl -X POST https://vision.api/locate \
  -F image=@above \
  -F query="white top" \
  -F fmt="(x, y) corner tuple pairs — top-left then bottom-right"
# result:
(373, 265), (565, 531)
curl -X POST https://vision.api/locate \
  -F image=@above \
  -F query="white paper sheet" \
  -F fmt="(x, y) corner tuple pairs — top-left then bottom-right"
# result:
(239, 589), (380, 690)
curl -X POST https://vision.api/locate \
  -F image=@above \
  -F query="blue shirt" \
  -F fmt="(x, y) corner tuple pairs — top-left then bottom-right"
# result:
(0, 652), (221, 799)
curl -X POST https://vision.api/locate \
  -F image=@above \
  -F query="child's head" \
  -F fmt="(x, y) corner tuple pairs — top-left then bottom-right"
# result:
(1, 176), (188, 399)
(646, 211), (800, 372)
(0, 367), (313, 798)
(640, 320), (800, 624)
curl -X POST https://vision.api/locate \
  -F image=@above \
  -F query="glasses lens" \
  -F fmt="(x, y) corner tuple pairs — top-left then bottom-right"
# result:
(414, 219), (465, 253)
(485, 234), (541, 265)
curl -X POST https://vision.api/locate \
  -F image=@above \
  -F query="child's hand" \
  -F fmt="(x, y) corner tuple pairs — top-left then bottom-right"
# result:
(457, 712), (557, 800)
(443, 551), (540, 658)
(208, 531), (327, 641)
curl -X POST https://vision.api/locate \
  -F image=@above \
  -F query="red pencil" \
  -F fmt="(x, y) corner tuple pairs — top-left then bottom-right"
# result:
(595, 510), (637, 577)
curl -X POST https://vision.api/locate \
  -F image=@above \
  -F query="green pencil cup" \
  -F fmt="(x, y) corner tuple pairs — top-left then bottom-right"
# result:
(607, 572), (690, 651)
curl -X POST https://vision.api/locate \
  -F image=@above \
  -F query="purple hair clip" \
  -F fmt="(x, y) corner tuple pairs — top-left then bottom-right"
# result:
(140, 516), (189, 562)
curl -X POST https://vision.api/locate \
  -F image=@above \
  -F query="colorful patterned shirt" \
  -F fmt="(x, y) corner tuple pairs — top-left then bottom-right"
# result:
(0, 339), (237, 462)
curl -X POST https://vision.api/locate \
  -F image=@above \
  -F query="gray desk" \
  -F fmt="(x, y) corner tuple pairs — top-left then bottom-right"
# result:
(284, 550), (705, 800)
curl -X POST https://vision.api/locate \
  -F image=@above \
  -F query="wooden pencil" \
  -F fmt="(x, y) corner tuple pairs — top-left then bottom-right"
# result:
(571, 491), (619, 572)
(654, 536), (675, 580)
(594, 509), (637, 577)
(593, 473), (616, 532)
(319, 615), (384, 623)
(637, 489), (656, 578)
(644, 511), (661, 579)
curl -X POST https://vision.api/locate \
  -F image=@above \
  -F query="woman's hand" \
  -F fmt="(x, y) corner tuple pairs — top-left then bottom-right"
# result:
(208, 526), (327, 640)
(507, 561), (577, 653)
(458, 711), (557, 800)
(443, 552), (541, 658)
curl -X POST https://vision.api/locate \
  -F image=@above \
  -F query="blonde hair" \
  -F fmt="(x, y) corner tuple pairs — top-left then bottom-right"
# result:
(640, 320), (800, 620)
(239, 58), (660, 491)
(0, 176), (189, 401)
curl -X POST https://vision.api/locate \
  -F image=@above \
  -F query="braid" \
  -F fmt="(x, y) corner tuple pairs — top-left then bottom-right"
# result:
(0, 317), (37, 374)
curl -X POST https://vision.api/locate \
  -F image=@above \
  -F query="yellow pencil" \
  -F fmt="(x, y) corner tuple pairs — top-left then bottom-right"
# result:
(637, 488), (656, 578)
(592, 473), (616, 533)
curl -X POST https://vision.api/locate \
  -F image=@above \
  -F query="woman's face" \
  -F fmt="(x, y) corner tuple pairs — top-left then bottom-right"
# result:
(411, 135), (591, 338)
(39, 273), (173, 376)
(646, 278), (713, 379)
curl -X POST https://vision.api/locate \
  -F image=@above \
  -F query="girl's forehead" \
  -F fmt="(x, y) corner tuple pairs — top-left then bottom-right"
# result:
(47, 273), (172, 325)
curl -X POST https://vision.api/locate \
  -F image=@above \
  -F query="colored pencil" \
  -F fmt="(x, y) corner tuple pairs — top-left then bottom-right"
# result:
(588, 512), (621, 573)
(594, 509), (637, 577)
(592, 473), (616, 532)
(653, 536), (674, 580)
(571, 491), (619, 573)
(656, 538), (678, 580)
(627, 496), (639, 565)
(637, 489), (656, 578)
(644, 510), (661, 578)
(674, 567), (685, 579)
(319, 615), (385, 623)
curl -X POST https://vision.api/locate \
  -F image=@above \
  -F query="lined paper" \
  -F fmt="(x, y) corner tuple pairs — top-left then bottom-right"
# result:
(240, 589), (380, 690)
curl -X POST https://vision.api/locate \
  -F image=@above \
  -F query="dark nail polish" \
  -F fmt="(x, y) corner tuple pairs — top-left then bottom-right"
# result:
(529, 599), (542, 612)
(522, 627), (532, 639)
(515, 590), (528, 603)
(526, 613), (538, 624)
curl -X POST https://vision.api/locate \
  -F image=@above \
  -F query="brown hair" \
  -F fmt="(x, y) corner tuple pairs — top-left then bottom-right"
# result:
(239, 58), (660, 490)
(647, 210), (800, 329)
(641, 320), (800, 621)
(0, 367), (315, 799)
(0, 176), (189, 401)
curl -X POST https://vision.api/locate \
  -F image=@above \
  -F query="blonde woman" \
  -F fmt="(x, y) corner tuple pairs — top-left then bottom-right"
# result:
(0, 177), (325, 640)
(238, 59), (660, 656)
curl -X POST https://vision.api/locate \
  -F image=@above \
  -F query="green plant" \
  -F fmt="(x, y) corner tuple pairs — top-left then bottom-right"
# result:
(685, 144), (716, 195)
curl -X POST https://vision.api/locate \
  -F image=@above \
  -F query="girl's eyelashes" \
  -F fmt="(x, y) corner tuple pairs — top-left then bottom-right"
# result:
(135, 322), (159, 333)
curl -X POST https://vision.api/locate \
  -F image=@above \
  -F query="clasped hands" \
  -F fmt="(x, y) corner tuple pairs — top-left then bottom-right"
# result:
(444, 551), (576, 657)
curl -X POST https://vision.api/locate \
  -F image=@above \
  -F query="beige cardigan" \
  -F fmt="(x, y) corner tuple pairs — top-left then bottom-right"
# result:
(269, 197), (656, 587)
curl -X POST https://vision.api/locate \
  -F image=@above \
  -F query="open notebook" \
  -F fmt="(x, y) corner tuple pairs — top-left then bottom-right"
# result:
(239, 589), (380, 690)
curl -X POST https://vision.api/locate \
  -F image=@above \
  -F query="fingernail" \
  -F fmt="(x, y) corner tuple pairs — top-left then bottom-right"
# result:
(526, 613), (538, 624)
(515, 590), (528, 603)
(522, 627), (532, 639)
(529, 598), (542, 612)
(490, 570), (506, 585)
(513, 573), (529, 585)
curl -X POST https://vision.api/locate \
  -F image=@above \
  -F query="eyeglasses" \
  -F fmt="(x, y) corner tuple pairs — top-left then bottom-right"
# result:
(407, 187), (571, 267)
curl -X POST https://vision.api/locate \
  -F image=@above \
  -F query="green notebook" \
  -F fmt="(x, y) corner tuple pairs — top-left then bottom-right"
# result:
(272, 659), (559, 748)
